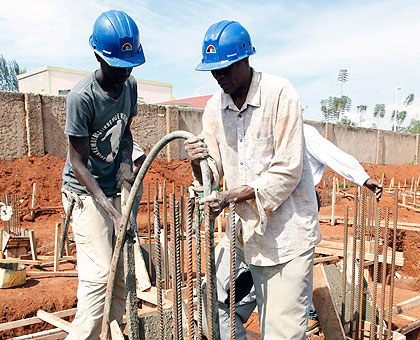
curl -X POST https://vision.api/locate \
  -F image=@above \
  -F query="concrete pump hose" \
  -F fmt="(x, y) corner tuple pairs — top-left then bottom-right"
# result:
(100, 130), (212, 340)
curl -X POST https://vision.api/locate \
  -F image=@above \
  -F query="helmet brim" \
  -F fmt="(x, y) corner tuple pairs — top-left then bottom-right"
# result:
(195, 59), (238, 71)
(94, 50), (146, 68)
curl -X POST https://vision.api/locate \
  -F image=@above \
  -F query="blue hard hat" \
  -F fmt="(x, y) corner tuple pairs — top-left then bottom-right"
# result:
(195, 20), (256, 71)
(89, 10), (145, 68)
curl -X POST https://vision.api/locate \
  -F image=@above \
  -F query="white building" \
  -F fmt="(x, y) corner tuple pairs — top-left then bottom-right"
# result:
(17, 66), (173, 103)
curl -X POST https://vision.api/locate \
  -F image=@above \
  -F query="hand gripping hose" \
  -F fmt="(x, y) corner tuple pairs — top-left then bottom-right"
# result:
(100, 131), (219, 340)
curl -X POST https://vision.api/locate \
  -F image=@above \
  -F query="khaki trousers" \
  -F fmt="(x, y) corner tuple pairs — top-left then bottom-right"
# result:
(63, 194), (125, 340)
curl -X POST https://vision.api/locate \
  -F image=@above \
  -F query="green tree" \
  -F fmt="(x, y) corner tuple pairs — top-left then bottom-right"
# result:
(357, 104), (367, 127)
(373, 103), (386, 129)
(403, 93), (415, 106)
(320, 95), (351, 122)
(405, 119), (420, 134)
(340, 115), (356, 126)
(337, 69), (348, 97)
(391, 110), (408, 132)
(0, 55), (25, 92)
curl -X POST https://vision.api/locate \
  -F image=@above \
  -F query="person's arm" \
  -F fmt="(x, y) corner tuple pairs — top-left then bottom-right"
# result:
(304, 124), (382, 200)
(69, 136), (122, 228)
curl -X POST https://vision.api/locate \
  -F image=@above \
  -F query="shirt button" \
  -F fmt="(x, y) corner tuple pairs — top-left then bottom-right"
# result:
(238, 114), (242, 118)
(240, 162), (243, 165)
(239, 139), (243, 142)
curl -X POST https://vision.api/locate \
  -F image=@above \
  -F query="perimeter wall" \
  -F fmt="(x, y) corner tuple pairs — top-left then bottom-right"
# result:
(0, 91), (418, 165)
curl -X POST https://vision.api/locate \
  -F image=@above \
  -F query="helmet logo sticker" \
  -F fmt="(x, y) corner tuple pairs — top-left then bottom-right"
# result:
(206, 45), (216, 53)
(122, 43), (133, 51)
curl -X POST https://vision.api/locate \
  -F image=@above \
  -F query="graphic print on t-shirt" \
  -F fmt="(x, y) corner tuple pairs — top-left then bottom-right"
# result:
(90, 112), (129, 163)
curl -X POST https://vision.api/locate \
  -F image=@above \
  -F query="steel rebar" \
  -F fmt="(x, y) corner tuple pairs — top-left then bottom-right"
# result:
(386, 189), (399, 339)
(370, 207), (381, 340)
(378, 207), (389, 340)
(154, 198), (164, 340)
(349, 191), (359, 337)
(147, 183), (152, 278)
(356, 188), (367, 340)
(186, 198), (195, 339)
(175, 200), (183, 340)
(164, 180), (169, 289)
(229, 203), (236, 340)
(341, 205), (349, 325)
(195, 198), (203, 340)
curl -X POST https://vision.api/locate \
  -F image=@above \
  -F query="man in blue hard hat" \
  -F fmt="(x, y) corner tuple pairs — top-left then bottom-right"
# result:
(61, 10), (145, 340)
(185, 20), (321, 339)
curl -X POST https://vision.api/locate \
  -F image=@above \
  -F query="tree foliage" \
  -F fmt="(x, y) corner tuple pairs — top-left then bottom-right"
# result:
(337, 69), (348, 97)
(404, 119), (420, 134)
(391, 109), (407, 131)
(357, 104), (367, 126)
(0, 55), (25, 92)
(320, 96), (352, 122)
(340, 115), (356, 126)
(403, 93), (415, 107)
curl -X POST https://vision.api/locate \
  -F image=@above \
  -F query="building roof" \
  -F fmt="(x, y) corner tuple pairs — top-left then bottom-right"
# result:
(159, 95), (212, 109)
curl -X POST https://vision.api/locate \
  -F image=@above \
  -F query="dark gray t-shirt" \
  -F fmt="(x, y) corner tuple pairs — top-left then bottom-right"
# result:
(62, 72), (138, 196)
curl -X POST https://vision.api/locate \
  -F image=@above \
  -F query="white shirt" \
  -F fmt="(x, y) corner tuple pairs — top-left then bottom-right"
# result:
(201, 70), (321, 266)
(304, 124), (369, 187)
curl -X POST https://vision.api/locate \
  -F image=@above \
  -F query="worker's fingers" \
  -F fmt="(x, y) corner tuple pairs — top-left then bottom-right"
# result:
(184, 137), (209, 161)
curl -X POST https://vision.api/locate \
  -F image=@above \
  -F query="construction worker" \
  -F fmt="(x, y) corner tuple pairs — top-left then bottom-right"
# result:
(202, 122), (384, 339)
(61, 10), (145, 340)
(185, 20), (321, 339)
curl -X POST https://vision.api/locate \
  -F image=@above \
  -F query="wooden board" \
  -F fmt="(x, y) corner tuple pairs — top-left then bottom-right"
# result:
(312, 264), (346, 340)
(36, 310), (71, 333)
(0, 308), (77, 332)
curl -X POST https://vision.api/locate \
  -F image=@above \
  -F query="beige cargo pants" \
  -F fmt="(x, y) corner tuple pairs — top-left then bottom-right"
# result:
(63, 193), (125, 340)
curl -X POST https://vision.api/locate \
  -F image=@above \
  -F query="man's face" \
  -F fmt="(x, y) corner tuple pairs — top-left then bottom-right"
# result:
(98, 56), (133, 85)
(211, 59), (247, 95)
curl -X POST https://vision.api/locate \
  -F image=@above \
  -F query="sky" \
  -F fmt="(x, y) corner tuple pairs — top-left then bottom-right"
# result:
(1, 0), (419, 130)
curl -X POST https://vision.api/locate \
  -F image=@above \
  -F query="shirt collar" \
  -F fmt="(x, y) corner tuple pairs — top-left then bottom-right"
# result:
(220, 68), (261, 111)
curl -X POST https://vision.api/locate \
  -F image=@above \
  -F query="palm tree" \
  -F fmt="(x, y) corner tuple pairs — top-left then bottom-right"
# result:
(373, 104), (386, 129)
(337, 69), (348, 97)
(357, 105), (367, 127)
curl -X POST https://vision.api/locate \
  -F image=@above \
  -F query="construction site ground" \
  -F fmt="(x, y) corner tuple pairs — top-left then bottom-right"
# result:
(0, 154), (419, 339)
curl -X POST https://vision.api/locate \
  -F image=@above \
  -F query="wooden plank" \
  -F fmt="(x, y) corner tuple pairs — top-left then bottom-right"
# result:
(312, 264), (346, 340)
(315, 246), (404, 266)
(36, 310), (72, 333)
(397, 319), (420, 335)
(8, 328), (66, 340)
(0, 258), (42, 265)
(110, 320), (125, 340)
(31, 183), (38, 221)
(386, 296), (420, 318)
(54, 223), (60, 272)
(29, 230), (37, 261)
(27, 271), (78, 278)
(319, 215), (420, 232)
(0, 308), (77, 332)
(313, 255), (340, 264)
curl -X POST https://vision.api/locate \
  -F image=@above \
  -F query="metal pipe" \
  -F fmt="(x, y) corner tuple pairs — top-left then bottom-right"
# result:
(100, 131), (214, 340)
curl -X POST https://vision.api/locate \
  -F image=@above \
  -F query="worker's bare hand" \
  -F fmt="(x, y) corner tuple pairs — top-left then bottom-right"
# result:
(117, 162), (134, 187)
(364, 178), (383, 201)
(109, 208), (123, 237)
(199, 191), (229, 220)
(184, 136), (209, 163)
